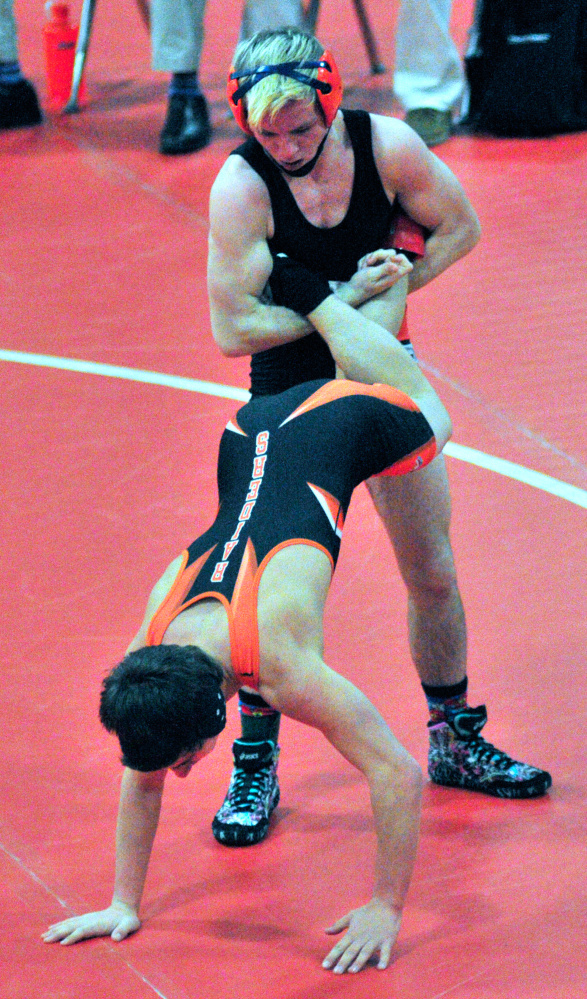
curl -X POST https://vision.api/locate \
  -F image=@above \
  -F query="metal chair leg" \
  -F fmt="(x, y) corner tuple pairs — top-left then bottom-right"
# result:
(351, 0), (386, 74)
(304, 0), (386, 75)
(135, 0), (151, 31)
(64, 0), (150, 114)
(64, 0), (97, 113)
(304, 0), (320, 32)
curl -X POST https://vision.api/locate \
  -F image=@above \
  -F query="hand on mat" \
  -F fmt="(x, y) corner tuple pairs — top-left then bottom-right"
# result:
(322, 898), (401, 973)
(42, 903), (141, 945)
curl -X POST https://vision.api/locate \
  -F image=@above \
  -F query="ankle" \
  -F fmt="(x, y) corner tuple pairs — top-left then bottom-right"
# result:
(238, 689), (281, 744)
(422, 676), (468, 725)
(169, 72), (202, 98)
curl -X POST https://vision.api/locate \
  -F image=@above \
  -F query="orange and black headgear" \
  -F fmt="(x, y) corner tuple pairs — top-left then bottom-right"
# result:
(227, 51), (343, 134)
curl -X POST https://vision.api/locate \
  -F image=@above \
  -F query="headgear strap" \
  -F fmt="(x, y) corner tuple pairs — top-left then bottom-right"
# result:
(227, 50), (343, 133)
(230, 59), (334, 104)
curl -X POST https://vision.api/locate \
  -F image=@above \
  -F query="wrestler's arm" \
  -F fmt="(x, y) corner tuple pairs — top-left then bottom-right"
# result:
(42, 557), (188, 945)
(208, 157), (313, 357)
(124, 554), (186, 653)
(43, 766), (166, 944)
(262, 657), (421, 973)
(208, 158), (411, 357)
(371, 115), (481, 293)
(310, 294), (451, 449)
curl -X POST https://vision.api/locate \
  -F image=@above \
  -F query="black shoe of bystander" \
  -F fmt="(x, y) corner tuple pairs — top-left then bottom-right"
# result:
(0, 78), (42, 130)
(159, 93), (211, 155)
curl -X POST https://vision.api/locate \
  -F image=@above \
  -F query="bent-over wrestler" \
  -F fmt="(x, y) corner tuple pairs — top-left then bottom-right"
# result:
(43, 277), (451, 973)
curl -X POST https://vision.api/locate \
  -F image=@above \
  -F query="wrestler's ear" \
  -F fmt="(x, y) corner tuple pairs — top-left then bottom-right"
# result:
(227, 66), (252, 134)
(315, 50), (343, 129)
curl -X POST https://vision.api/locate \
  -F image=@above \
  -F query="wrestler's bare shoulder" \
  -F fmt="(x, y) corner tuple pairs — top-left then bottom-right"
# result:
(369, 112), (439, 190)
(211, 154), (272, 217)
(370, 113), (433, 163)
(125, 554), (186, 653)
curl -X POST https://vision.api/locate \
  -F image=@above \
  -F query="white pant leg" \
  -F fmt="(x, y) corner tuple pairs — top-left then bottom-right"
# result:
(150, 0), (206, 72)
(0, 0), (18, 63)
(394, 0), (464, 113)
(240, 0), (304, 39)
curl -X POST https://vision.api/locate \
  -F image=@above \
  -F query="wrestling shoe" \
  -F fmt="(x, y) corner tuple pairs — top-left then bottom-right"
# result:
(428, 705), (552, 798)
(212, 739), (280, 846)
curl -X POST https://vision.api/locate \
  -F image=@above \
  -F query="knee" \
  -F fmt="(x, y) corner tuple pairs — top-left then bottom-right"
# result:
(399, 536), (459, 602)
(403, 752), (423, 790)
(392, 750), (424, 804)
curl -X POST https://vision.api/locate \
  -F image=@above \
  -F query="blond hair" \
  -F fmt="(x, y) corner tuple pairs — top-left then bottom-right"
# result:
(232, 28), (325, 128)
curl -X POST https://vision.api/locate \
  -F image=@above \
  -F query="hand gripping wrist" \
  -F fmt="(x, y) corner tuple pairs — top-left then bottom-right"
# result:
(269, 253), (332, 316)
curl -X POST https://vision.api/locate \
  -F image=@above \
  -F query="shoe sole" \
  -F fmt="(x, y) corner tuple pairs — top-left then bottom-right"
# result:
(211, 787), (280, 847)
(430, 772), (552, 799)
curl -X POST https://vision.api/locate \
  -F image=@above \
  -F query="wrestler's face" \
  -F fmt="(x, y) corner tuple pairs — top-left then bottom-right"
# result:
(170, 737), (218, 779)
(251, 100), (328, 172)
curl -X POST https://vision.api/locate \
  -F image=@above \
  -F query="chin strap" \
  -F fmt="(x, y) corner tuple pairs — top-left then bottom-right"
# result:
(268, 128), (331, 177)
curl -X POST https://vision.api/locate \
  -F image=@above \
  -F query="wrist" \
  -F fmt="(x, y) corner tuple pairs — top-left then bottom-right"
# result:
(371, 891), (404, 915)
(111, 896), (140, 916)
(269, 254), (332, 316)
(307, 293), (346, 328)
(333, 282), (362, 308)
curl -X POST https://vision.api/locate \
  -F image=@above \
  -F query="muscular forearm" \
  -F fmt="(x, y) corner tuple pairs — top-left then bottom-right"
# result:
(407, 214), (481, 293)
(369, 763), (422, 910)
(210, 297), (312, 358)
(309, 294), (451, 447)
(111, 768), (165, 913)
(355, 277), (408, 337)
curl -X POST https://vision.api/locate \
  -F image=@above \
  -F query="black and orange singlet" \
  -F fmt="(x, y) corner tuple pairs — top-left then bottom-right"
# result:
(146, 379), (436, 687)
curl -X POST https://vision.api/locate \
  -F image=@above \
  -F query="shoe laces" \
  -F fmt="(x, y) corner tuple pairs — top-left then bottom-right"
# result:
(464, 734), (515, 771)
(227, 766), (272, 811)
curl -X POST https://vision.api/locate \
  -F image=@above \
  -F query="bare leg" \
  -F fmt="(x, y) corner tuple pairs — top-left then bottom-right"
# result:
(366, 453), (466, 687)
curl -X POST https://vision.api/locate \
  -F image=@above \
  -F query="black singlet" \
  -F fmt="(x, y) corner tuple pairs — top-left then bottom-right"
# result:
(146, 379), (436, 687)
(231, 109), (397, 396)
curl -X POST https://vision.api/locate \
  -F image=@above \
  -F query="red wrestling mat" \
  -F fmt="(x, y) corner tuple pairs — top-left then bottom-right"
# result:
(2, 1), (586, 996)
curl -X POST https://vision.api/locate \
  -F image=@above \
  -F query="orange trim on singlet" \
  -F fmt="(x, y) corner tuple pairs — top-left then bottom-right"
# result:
(145, 537), (334, 691)
(221, 538), (335, 689)
(229, 538), (335, 689)
(278, 379), (421, 428)
(226, 416), (248, 436)
(146, 546), (217, 646)
(225, 537), (259, 686)
(374, 435), (437, 477)
(398, 310), (409, 341)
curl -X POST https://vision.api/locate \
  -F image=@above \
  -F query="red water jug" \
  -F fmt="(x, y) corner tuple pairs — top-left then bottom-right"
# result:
(43, 3), (86, 109)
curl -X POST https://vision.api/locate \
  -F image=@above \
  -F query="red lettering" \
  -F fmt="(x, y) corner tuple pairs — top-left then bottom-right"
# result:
(222, 540), (239, 560)
(256, 431), (269, 454)
(252, 454), (267, 478)
(211, 561), (228, 582)
(239, 501), (255, 521)
(246, 479), (261, 501)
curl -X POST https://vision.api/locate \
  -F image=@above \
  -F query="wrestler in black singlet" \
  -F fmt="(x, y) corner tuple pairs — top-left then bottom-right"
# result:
(188, 377), (433, 583)
(146, 380), (435, 684)
(231, 109), (398, 396)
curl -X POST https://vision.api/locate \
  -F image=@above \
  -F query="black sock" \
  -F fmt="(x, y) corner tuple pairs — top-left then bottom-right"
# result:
(0, 61), (23, 86)
(169, 72), (201, 98)
(238, 689), (281, 744)
(422, 677), (468, 725)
